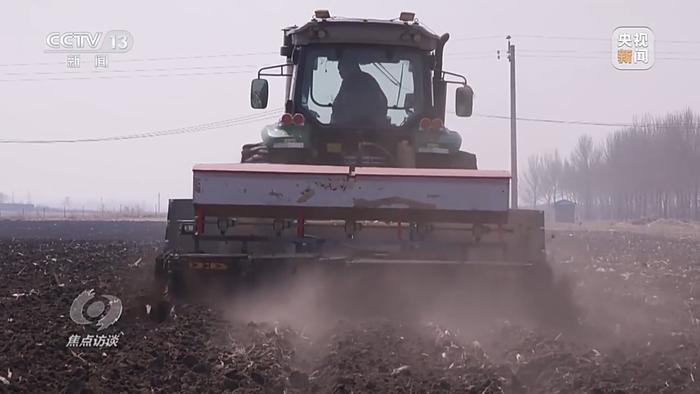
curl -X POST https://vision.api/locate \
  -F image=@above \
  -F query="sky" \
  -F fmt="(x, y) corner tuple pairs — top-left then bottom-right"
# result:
(0, 0), (698, 209)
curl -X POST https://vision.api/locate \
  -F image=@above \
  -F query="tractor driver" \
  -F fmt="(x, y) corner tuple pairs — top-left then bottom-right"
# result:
(331, 57), (388, 126)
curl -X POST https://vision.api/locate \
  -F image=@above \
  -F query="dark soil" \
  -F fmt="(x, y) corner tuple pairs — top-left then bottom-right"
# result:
(0, 221), (698, 393)
(0, 220), (164, 241)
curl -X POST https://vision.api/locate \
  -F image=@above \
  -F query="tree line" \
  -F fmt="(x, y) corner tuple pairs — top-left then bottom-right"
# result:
(522, 109), (700, 221)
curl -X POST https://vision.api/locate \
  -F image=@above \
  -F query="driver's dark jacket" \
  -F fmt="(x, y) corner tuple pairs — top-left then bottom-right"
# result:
(331, 71), (388, 126)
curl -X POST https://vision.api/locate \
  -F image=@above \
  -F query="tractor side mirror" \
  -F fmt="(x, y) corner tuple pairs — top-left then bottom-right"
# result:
(455, 85), (473, 117)
(250, 78), (269, 109)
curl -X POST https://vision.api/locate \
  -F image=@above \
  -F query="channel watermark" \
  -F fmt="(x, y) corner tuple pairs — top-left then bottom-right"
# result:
(612, 26), (654, 70)
(45, 30), (134, 70)
(45, 30), (134, 53)
(69, 289), (123, 330)
(66, 333), (122, 348)
(67, 289), (124, 348)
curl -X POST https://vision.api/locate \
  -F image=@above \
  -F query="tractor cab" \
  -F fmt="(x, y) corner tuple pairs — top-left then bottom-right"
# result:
(248, 10), (476, 168)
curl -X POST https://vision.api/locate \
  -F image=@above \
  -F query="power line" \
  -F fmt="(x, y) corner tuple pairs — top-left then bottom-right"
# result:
(2, 64), (259, 77)
(111, 51), (278, 63)
(659, 39), (700, 45)
(446, 55), (497, 61)
(447, 110), (631, 127)
(452, 35), (503, 41)
(0, 110), (282, 144)
(0, 69), (259, 83)
(518, 54), (700, 61)
(518, 54), (608, 60)
(448, 47), (700, 56)
(447, 50), (498, 56)
(515, 34), (608, 42)
(16, 52), (697, 83)
(653, 57), (700, 61)
(447, 51), (700, 62)
(512, 34), (700, 45)
(520, 48), (700, 56)
(2, 40), (698, 73)
(2, 32), (699, 70)
(472, 113), (632, 127)
(3, 109), (633, 145)
(0, 51), (278, 68)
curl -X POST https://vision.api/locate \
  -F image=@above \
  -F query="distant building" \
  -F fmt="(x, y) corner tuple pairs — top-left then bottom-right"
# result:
(553, 199), (576, 223)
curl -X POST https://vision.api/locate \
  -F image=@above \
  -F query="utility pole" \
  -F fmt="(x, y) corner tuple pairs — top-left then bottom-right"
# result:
(507, 36), (518, 209)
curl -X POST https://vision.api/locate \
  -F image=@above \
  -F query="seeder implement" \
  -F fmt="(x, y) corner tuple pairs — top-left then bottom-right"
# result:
(156, 163), (547, 300)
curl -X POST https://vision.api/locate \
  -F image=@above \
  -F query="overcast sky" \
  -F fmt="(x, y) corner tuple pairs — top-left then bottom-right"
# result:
(1, 0), (698, 208)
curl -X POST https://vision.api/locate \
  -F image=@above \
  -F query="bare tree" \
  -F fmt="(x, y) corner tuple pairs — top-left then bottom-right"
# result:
(541, 150), (563, 204)
(521, 155), (544, 207)
(570, 135), (595, 219)
(525, 109), (700, 221)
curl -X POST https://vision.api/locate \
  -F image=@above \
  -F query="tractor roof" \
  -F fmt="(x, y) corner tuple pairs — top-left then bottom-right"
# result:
(286, 12), (441, 52)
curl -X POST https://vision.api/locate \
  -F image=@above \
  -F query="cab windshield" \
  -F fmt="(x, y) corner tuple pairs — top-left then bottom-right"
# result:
(299, 46), (425, 128)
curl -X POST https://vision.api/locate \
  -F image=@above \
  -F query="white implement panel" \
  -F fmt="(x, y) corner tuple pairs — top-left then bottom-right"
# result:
(193, 163), (510, 212)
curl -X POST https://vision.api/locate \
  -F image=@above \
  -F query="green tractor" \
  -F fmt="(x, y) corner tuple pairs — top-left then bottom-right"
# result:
(153, 11), (566, 324)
